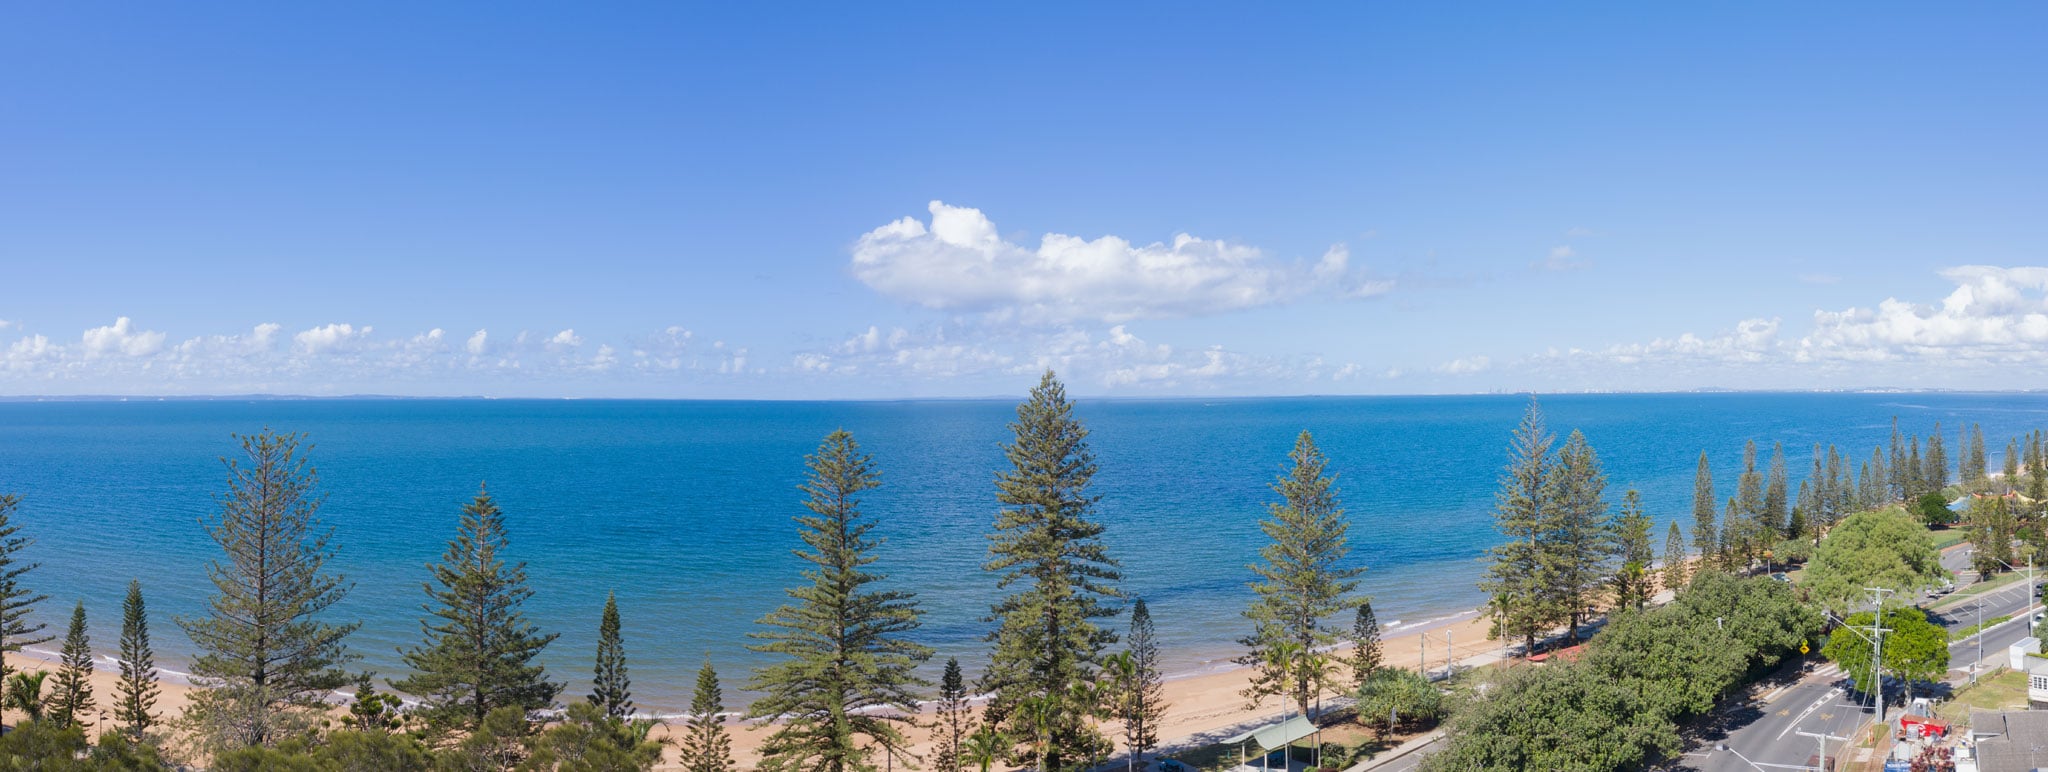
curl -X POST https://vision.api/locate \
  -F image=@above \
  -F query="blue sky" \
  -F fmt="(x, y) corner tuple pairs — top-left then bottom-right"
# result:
(5, 3), (2048, 398)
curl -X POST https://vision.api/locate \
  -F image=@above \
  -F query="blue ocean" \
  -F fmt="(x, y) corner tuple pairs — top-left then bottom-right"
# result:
(0, 393), (2039, 713)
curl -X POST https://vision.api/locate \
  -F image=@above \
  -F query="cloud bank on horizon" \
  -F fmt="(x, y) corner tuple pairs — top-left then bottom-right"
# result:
(5, 199), (2048, 397)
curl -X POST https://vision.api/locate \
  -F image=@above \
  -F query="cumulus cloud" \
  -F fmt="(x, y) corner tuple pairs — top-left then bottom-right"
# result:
(1796, 266), (2048, 364)
(547, 329), (582, 349)
(850, 201), (1386, 324)
(82, 317), (166, 357)
(295, 323), (371, 354)
(466, 329), (489, 356)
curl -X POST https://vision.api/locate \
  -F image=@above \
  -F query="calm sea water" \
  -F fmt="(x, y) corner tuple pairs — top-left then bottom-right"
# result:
(0, 393), (2041, 713)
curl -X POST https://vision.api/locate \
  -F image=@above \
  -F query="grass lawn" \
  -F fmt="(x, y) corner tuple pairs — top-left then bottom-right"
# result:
(1937, 667), (2030, 722)
(1929, 528), (1967, 550)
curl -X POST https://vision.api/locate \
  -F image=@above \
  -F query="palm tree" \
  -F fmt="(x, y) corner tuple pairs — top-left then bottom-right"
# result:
(1100, 652), (1141, 772)
(965, 726), (1006, 772)
(1021, 694), (1058, 770)
(5, 671), (48, 723)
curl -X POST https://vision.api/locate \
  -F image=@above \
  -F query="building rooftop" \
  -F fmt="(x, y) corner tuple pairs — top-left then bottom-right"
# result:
(1970, 709), (2048, 772)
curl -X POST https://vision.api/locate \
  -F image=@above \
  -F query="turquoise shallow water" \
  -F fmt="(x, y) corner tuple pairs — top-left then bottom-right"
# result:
(0, 393), (2040, 713)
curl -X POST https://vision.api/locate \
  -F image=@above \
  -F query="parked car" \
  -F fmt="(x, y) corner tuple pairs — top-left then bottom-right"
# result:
(1770, 572), (1791, 583)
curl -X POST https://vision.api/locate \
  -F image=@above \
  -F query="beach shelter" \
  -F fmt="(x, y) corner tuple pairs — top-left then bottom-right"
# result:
(1222, 715), (1319, 772)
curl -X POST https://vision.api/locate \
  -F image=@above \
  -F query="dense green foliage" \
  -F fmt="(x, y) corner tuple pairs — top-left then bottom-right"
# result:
(1428, 574), (1819, 772)
(1240, 431), (1364, 715)
(1353, 668), (1443, 738)
(1821, 606), (1949, 699)
(748, 429), (931, 772)
(1421, 662), (1677, 772)
(176, 430), (360, 750)
(982, 372), (1122, 772)
(392, 487), (562, 737)
(1801, 508), (1948, 615)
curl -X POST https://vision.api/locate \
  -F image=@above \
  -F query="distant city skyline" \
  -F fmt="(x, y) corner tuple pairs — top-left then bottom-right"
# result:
(6, 4), (2048, 398)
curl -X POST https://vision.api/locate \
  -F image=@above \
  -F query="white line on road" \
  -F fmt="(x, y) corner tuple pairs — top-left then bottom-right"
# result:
(1776, 687), (1843, 741)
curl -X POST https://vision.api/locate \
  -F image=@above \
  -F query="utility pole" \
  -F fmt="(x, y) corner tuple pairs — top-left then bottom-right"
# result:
(1445, 628), (1454, 678)
(1866, 587), (1895, 725)
(1795, 729), (1849, 772)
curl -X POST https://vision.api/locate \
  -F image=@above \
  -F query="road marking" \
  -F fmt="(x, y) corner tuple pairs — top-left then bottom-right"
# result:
(1777, 688), (1843, 741)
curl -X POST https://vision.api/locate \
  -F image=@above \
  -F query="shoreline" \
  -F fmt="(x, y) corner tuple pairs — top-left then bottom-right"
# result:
(5, 607), (1501, 770)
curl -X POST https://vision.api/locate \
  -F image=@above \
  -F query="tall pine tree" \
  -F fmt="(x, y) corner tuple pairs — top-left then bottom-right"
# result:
(933, 658), (971, 772)
(1661, 521), (1689, 594)
(1240, 431), (1365, 716)
(1764, 442), (1789, 537)
(1610, 489), (1654, 611)
(116, 580), (158, 740)
(1484, 398), (1558, 654)
(1734, 440), (1765, 567)
(591, 591), (631, 720)
(47, 600), (94, 728)
(681, 658), (735, 772)
(1927, 422), (1949, 490)
(749, 429), (931, 772)
(982, 372), (1122, 772)
(1690, 453), (1718, 572)
(1971, 425), (1988, 482)
(393, 486), (561, 736)
(2008, 437), (2022, 492)
(0, 494), (50, 712)
(176, 430), (358, 749)
(1546, 430), (1614, 641)
(1347, 600), (1383, 690)
(1123, 599), (1165, 765)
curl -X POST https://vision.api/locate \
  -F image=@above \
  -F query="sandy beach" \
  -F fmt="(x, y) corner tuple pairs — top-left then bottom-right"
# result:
(0, 607), (1499, 770)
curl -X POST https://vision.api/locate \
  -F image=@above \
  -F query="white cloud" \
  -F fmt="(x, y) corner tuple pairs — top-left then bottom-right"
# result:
(0, 319), (752, 395)
(1796, 266), (2048, 364)
(1436, 356), (1492, 375)
(0, 320), (12, 330)
(1533, 245), (1589, 272)
(850, 201), (1385, 324)
(295, 323), (371, 354)
(82, 317), (166, 358)
(792, 321), (1347, 391)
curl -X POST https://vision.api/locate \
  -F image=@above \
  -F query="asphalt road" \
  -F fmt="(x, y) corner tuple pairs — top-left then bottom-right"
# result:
(1685, 561), (2039, 772)
(1361, 546), (2037, 772)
